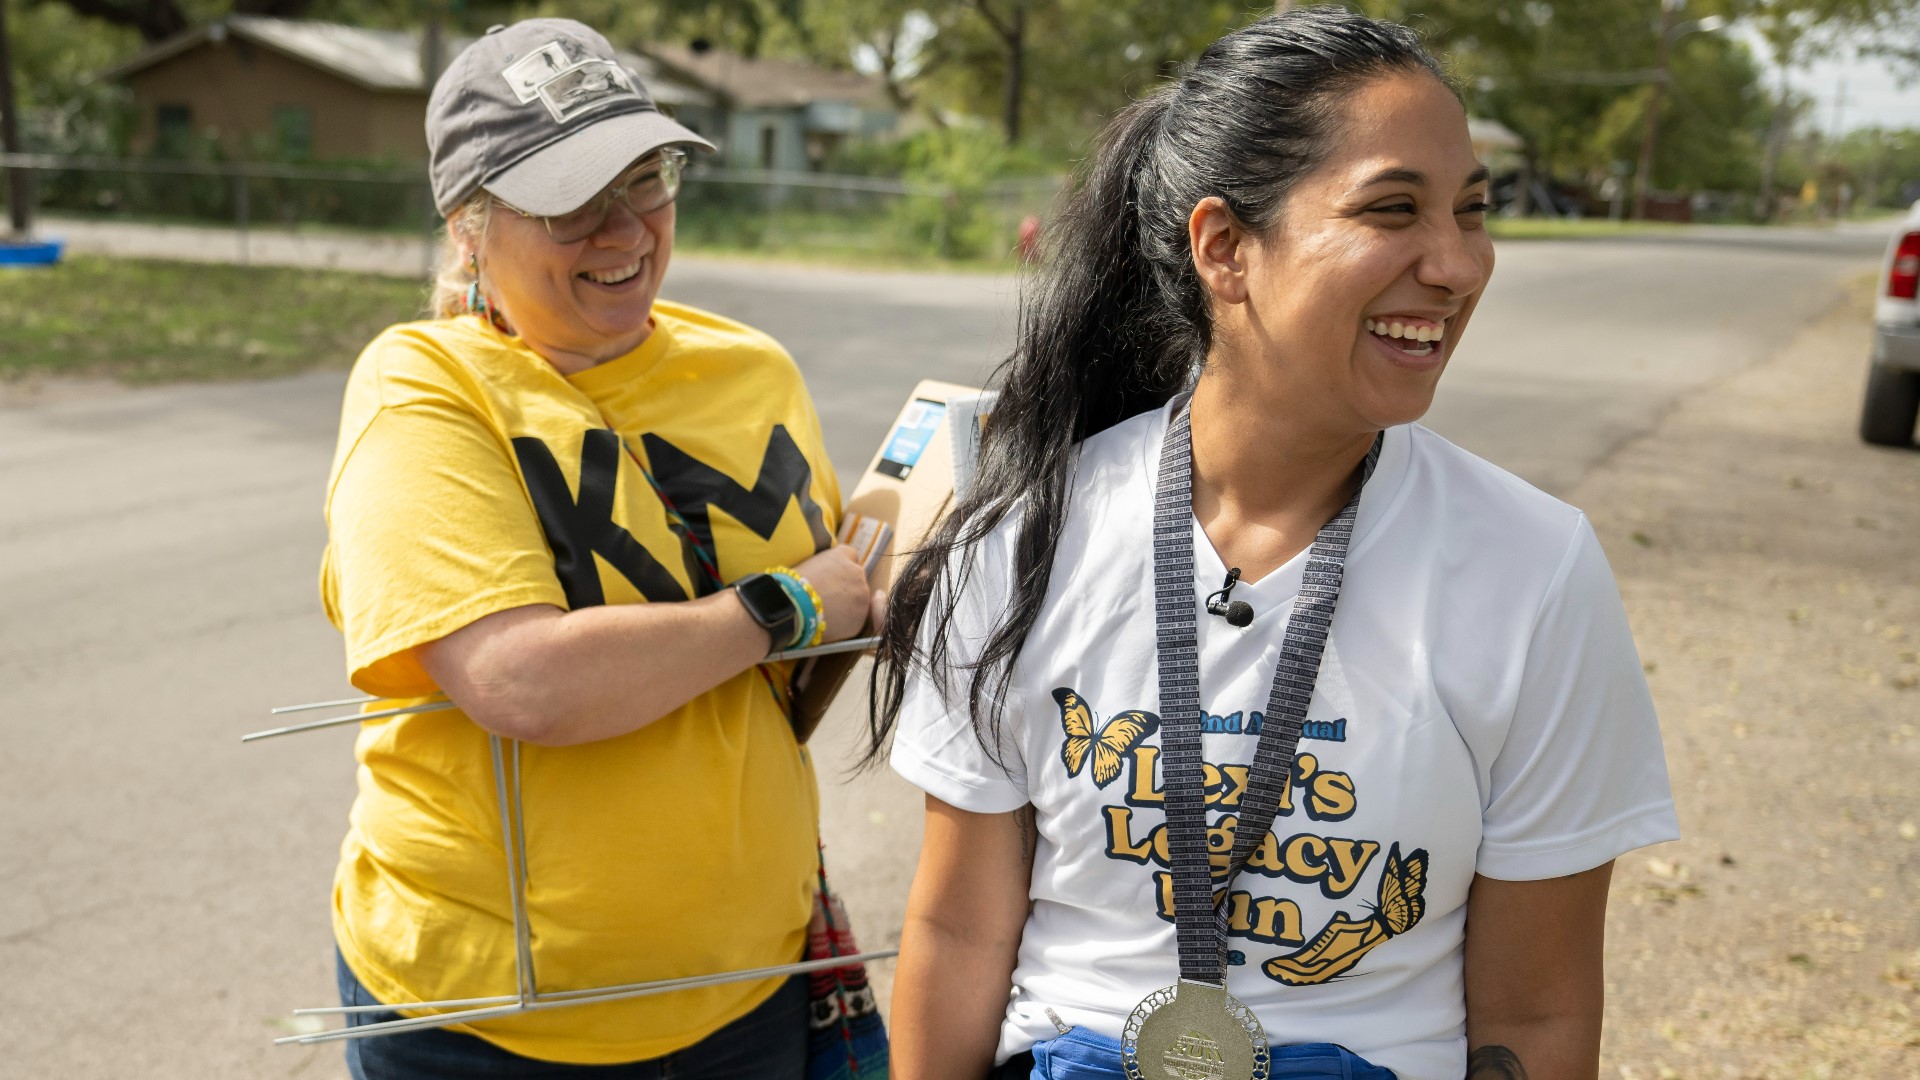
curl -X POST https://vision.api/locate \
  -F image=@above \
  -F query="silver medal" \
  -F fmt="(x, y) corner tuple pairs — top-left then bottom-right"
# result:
(1122, 980), (1269, 1080)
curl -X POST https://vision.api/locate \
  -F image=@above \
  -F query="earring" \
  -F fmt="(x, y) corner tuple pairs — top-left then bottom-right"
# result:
(465, 253), (487, 317)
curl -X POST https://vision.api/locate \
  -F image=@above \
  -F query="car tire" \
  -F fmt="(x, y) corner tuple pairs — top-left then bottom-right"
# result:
(1860, 363), (1920, 447)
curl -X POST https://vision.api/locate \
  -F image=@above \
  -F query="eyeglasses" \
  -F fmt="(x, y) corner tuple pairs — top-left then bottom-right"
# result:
(496, 148), (686, 243)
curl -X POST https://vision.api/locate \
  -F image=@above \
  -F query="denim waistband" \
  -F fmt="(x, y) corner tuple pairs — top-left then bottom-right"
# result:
(1027, 1025), (1397, 1080)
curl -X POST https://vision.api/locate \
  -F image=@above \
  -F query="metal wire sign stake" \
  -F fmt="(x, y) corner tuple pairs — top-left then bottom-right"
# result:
(246, 634), (897, 1046)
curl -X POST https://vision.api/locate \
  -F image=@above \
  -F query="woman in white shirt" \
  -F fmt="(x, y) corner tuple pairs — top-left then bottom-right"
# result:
(869, 9), (1678, 1080)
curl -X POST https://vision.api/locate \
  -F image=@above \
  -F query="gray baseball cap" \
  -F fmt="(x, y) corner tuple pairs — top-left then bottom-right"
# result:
(426, 19), (714, 218)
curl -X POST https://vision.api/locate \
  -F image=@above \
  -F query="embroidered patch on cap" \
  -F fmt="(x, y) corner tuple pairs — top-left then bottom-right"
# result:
(535, 60), (639, 123)
(501, 42), (571, 103)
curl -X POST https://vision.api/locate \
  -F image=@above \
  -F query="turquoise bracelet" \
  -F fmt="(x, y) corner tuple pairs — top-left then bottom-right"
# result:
(767, 570), (819, 651)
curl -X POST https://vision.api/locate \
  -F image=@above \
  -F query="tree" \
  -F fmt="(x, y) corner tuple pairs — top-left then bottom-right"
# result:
(32, 0), (321, 42)
(877, 0), (1247, 150)
(1646, 30), (1771, 191)
(6, 0), (137, 150)
(2, 0), (27, 236)
(814, 0), (1049, 145)
(1726, 0), (1920, 215)
(1352, 1), (1782, 214)
(543, 0), (812, 59)
(850, 4), (941, 114)
(1832, 126), (1920, 209)
(970, 0), (1027, 144)
(780, 0), (943, 115)
(1359, 1), (1659, 201)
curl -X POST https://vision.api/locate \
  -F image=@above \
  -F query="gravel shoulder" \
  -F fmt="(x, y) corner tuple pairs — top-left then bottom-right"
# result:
(1567, 278), (1920, 1078)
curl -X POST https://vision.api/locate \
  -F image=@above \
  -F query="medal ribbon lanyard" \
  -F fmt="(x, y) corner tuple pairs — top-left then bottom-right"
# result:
(1152, 398), (1380, 987)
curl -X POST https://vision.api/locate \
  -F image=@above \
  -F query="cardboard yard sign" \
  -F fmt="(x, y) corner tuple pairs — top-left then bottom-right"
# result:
(788, 380), (997, 741)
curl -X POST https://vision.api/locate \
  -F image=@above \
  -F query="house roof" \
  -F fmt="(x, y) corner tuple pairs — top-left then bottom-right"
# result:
(639, 43), (891, 111)
(1468, 117), (1524, 153)
(101, 16), (711, 107)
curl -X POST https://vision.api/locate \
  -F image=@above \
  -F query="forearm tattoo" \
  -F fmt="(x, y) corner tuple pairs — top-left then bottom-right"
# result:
(1466, 1046), (1528, 1080)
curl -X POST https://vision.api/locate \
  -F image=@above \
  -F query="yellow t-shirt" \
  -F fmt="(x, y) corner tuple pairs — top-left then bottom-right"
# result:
(319, 302), (841, 1064)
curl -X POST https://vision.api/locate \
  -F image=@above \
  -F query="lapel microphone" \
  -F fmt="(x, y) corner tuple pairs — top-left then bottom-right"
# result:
(1205, 567), (1255, 627)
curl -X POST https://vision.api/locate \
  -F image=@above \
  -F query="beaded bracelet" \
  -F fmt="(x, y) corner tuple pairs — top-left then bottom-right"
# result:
(793, 574), (826, 647)
(764, 566), (825, 650)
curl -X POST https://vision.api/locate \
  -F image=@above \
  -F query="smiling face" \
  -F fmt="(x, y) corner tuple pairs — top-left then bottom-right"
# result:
(474, 158), (675, 372)
(1201, 71), (1495, 435)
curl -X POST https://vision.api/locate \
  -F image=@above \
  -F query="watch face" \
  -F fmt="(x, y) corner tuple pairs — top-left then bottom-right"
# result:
(736, 574), (797, 628)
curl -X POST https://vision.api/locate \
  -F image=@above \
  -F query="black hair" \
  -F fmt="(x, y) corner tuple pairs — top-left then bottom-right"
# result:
(866, 6), (1451, 766)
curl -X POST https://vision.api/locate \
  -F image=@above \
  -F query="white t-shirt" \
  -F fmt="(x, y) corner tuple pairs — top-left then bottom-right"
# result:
(891, 400), (1680, 1080)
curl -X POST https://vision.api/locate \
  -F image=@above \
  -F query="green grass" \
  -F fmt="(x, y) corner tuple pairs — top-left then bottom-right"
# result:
(681, 237), (1014, 273)
(675, 202), (1022, 272)
(0, 255), (428, 383)
(1487, 217), (1694, 240)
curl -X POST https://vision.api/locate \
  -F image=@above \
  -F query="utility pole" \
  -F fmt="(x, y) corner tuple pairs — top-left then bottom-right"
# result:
(1758, 64), (1789, 220)
(1004, 5), (1023, 146)
(421, 0), (447, 90)
(1633, 0), (1679, 221)
(0, 0), (30, 239)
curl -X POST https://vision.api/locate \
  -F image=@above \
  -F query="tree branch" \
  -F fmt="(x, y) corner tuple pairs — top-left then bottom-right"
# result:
(971, 0), (1015, 45)
(231, 0), (317, 18)
(44, 0), (189, 42)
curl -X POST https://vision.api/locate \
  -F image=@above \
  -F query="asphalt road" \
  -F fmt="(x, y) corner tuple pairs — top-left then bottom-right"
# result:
(0, 222), (1893, 1077)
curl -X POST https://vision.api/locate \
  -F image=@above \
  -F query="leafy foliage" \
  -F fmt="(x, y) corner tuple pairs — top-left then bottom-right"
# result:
(8, 0), (139, 153)
(14, 0), (1917, 214)
(1793, 125), (1920, 209)
(1733, 0), (1920, 76)
(889, 126), (1005, 258)
(1353, 0), (1769, 197)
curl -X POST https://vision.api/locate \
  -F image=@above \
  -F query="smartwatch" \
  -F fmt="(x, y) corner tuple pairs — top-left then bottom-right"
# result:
(732, 572), (799, 651)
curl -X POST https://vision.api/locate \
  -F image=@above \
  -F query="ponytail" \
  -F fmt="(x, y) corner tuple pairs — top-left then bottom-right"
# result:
(866, 94), (1190, 766)
(866, 6), (1450, 767)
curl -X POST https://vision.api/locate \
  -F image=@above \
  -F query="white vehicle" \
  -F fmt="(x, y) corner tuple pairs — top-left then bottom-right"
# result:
(1861, 201), (1920, 446)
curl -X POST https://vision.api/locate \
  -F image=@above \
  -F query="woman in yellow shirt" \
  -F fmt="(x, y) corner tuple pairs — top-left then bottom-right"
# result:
(319, 18), (874, 1079)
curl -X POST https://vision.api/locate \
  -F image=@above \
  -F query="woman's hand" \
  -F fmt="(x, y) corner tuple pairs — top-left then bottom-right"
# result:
(793, 545), (878, 643)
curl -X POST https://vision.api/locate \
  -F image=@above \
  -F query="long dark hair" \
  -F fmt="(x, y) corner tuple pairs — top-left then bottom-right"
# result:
(866, 7), (1450, 765)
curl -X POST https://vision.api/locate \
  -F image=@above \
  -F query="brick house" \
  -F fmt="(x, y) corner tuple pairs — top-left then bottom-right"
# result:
(103, 16), (712, 163)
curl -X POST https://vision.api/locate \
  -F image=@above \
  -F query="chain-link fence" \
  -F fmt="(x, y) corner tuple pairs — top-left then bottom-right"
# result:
(0, 154), (1063, 268)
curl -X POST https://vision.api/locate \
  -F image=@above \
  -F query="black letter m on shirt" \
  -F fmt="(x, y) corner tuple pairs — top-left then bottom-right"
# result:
(642, 426), (832, 588)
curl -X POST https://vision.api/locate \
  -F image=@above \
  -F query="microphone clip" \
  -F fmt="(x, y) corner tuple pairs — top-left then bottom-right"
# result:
(1205, 567), (1254, 628)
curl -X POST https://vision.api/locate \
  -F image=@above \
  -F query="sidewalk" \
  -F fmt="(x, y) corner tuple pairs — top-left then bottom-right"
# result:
(39, 215), (439, 278)
(1568, 279), (1920, 1077)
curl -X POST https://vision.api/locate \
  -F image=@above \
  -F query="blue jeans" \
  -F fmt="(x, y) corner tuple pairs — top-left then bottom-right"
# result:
(994, 1025), (1398, 1080)
(335, 951), (807, 1079)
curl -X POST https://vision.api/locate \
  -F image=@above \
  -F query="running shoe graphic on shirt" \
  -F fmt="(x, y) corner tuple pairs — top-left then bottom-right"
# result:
(1264, 843), (1429, 986)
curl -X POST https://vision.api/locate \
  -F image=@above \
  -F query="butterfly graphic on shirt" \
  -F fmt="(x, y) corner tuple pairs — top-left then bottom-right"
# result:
(1263, 842), (1429, 986)
(1053, 687), (1159, 789)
